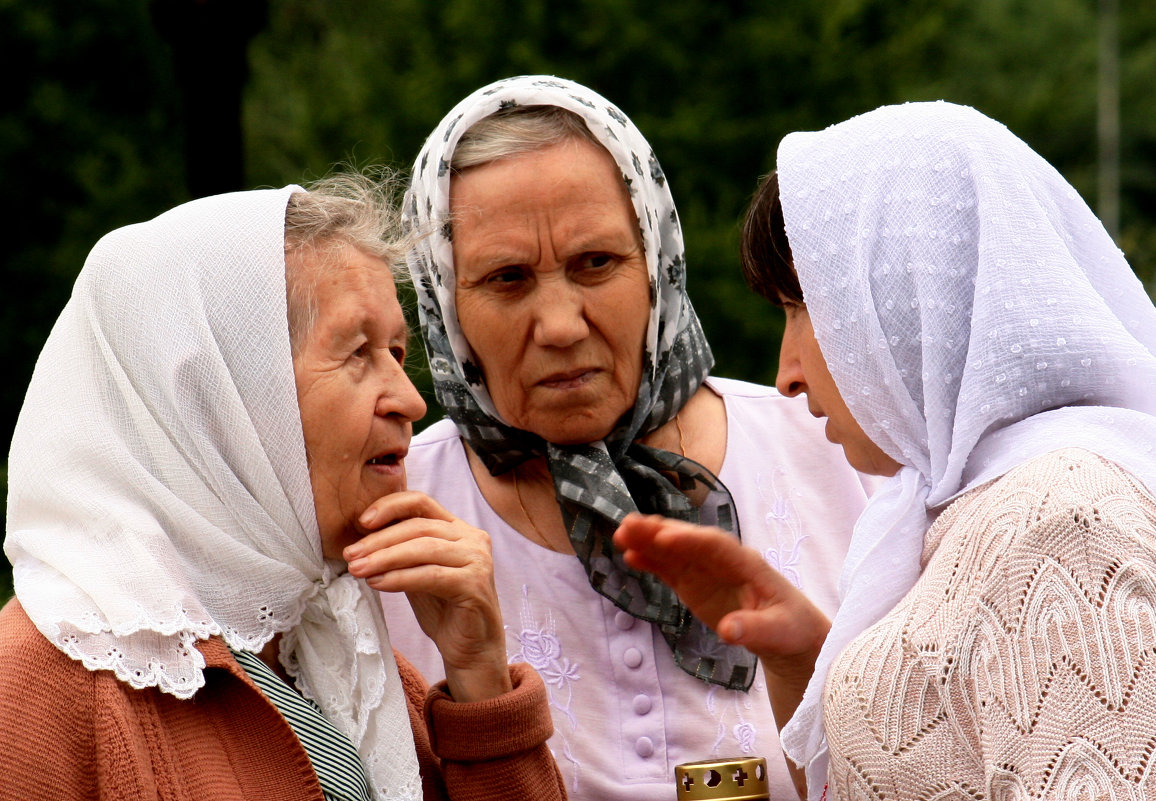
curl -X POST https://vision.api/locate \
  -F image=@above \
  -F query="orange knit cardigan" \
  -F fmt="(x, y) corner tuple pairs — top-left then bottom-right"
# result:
(0, 599), (566, 800)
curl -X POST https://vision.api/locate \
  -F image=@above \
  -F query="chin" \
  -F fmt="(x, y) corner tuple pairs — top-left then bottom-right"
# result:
(539, 419), (619, 446)
(520, 408), (622, 446)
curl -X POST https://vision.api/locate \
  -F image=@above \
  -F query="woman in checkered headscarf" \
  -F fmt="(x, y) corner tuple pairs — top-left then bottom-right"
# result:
(379, 75), (872, 801)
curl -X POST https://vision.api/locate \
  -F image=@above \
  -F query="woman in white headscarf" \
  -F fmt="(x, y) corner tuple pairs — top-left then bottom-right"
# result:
(379, 75), (873, 801)
(616, 100), (1156, 801)
(0, 172), (565, 800)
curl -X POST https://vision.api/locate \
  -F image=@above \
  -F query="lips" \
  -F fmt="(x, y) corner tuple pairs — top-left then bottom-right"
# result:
(538, 367), (599, 388)
(366, 445), (407, 467)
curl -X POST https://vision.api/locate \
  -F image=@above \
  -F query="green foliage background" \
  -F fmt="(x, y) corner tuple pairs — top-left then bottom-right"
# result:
(4, 0), (1156, 600)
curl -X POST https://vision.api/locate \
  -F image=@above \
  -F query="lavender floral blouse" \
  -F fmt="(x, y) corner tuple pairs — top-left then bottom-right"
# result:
(381, 378), (873, 801)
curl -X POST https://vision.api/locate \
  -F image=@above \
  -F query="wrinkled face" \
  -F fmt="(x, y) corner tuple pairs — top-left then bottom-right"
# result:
(451, 137), (652, 445)
(292, 244), (427, 560)
(775, 300), (901, 477)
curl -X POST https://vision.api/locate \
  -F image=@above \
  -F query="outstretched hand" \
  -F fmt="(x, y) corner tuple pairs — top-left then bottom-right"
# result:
(344, 491), (512, 702)
(613, 513), (830, 678)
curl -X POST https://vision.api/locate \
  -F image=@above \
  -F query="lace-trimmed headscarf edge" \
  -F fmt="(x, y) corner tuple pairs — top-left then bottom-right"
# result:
(4, 186), (421, 801)
(405, 74), (756, 691)
(774, 101), (1156, 800)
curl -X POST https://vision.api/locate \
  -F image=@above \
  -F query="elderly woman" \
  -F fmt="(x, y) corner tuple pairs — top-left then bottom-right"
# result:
(0, 173), (565, 800)
(616, 101), (1156, 801)
(377, 75), (873, 800)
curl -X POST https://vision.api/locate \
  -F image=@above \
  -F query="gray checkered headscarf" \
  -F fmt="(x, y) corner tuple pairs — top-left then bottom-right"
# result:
(404, 75), (755, 691)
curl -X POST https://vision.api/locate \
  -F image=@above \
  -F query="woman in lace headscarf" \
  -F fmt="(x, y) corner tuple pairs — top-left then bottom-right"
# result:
(616, 101), (1156, 800)
(378, 75), (873, 801)
(0, 172), (565, 801)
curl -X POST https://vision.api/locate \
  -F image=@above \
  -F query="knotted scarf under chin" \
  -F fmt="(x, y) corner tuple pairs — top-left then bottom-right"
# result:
(547, 439), (756, 691)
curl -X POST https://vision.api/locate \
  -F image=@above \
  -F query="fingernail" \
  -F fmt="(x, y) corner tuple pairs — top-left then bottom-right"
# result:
(724, 619), (743, 643)
(347, 557), (368, 573)
(358, 507), (376, 526)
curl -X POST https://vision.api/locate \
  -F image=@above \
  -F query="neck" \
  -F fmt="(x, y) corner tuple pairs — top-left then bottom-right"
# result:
(465, 447), (575, 554)
(258, 633), (292, 684)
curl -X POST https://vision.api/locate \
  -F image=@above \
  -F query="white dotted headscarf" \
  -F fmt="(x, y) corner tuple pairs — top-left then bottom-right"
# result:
(404, 75), (757, 690)
(4, 188), (421, 801)
(775, 101), (1156, 798)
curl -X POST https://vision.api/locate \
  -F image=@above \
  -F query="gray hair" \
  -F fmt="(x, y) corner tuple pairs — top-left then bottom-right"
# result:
(284, 168), (411, 354)
(451, 105), (604, 171)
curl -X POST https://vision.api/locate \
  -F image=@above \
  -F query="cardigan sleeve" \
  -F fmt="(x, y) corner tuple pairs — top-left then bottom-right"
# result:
(0, 599), (100, 799)
(396, 652), (566, 801)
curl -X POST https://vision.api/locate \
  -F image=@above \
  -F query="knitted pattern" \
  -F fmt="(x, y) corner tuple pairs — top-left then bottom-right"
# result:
(824, 449), (1156, 800)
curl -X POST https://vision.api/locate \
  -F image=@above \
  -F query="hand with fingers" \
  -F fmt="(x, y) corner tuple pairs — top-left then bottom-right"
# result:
(344, 491), (513, 702)
(613, 512), (829, 692)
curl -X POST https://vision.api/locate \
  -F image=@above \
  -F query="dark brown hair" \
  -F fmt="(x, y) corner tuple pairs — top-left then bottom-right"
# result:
(739, 171), (803, 305)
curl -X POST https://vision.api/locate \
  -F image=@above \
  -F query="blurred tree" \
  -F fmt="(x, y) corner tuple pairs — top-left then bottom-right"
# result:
(4, 0), (1156, 595)
(241, 0), (1156, 393)
(151, 0), (269, 197)
(0, 0), (187, 454)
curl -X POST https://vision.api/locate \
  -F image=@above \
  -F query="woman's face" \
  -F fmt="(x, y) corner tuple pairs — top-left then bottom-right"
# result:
(450, 137), (651, 445)
(292, 244), (427, 560)
(775, 300), (901, 477)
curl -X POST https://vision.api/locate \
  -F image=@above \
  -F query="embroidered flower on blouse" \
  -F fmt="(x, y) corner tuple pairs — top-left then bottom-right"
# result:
(540, 656), (581, 687)
(509, 584), (582, 792)
(757, 469), (806, 588)
(509, 585), (580, 723)
(514, 628), (563, 669)
(733, 721), (757, 753)
(706, 679), (763, 755)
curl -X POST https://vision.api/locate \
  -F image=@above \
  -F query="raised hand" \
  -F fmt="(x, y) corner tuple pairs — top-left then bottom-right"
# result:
(344, 490), (512, 701)
(613, 513), (829, 677)
(615, 512), (828, 801)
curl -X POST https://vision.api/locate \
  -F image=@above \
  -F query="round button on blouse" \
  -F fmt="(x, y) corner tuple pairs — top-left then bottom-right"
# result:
(632, 693), (652, 715)
(634, 736), (654, 758)
(623, 647), (643, 668)
(614, 611), (634, 630)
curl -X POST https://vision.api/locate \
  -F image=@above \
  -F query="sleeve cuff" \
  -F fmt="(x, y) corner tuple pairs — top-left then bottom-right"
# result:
(424, 662), (554, 761)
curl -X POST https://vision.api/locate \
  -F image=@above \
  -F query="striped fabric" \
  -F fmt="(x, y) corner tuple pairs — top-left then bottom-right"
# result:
(231, 648), (372, 801)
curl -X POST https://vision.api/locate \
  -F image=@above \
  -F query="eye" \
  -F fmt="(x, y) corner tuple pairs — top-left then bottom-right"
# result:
(579, 253), (613, 270)
(487, 266), (528, 285)
(350, 340), (371, 360)
(390, 346), (406, 365)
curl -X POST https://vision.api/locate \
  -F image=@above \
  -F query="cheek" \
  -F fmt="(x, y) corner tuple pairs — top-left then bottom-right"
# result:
(607, 274), (652, 369)
(455, 293), (507, 374)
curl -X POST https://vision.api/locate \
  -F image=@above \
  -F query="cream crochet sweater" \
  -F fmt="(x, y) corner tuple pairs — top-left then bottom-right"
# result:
(823, 448), (1156, 800)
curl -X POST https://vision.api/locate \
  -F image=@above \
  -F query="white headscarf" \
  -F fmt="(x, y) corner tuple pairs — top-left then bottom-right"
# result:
(4, 187), (421, 801)
(774, 101), (1156, 799)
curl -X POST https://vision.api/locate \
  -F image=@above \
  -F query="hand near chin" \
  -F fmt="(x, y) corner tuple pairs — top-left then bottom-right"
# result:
(344, 491), (512, 702)
(613, 513), (829, 677)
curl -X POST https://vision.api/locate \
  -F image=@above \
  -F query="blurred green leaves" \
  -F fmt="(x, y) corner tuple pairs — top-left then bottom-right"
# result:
(3, 0), (1155, 599)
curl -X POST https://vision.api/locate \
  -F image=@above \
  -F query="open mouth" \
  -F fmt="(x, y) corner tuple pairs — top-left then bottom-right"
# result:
(367, 453), (401, 466)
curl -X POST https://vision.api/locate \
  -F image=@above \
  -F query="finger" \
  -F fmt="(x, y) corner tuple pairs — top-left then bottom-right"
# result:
(357, 490), (455, 532)
(345, 515), (488, 564)
(624, 526), (747, 584)
(362, 561), (490, 597)
(612, 513), (669, 550)
(347, 532), (485, 579)
(719, 604), (829, 661)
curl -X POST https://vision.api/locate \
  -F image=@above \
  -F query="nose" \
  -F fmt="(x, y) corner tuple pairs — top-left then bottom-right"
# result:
(376, 358), (428, 423)
(775, 318), (806, 398)
(531, 276), (589, 348)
